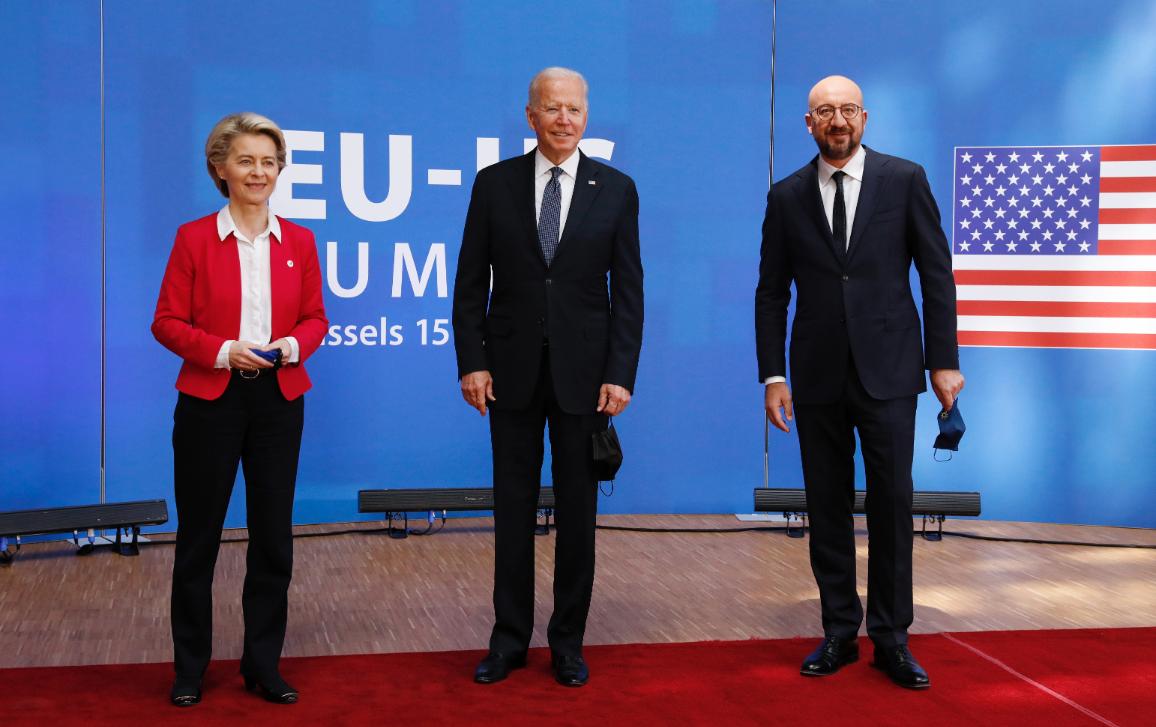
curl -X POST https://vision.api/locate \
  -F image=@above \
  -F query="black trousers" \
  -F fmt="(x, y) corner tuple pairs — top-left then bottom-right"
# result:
(794, 358), (917, 650)
(170, 371), (304, 680)
(487, 350), (606, 658)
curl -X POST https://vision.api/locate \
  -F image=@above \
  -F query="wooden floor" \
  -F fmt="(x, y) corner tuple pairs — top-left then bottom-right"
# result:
(1, 515), (1153, 668)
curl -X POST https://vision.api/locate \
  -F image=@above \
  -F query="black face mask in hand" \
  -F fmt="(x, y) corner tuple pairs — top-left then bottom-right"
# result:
(592, 421), (622, 481)
(933, 399), (965, 461)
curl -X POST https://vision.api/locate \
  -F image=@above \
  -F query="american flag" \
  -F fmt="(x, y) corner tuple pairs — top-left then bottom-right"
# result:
(951, 144), (1156, 350)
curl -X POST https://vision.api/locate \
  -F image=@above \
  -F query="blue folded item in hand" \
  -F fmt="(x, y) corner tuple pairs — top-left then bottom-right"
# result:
(250, 347), (283, 368)
(933, 399), (965, 460)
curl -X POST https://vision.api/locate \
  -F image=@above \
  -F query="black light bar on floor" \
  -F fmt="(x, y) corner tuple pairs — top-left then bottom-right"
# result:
(753, 488), (980, 541)
(0, 500), (170, 564)
(358, 487), (557, 539)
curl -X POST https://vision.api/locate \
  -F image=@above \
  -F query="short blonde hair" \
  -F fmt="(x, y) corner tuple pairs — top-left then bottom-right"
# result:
(204, 112), (287, 198)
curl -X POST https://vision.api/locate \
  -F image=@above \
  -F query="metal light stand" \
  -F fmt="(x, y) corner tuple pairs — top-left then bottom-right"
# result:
(767, 414), (807, 538)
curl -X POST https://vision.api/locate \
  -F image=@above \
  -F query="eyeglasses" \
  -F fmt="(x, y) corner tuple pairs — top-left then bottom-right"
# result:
(809, 104), (862, 122)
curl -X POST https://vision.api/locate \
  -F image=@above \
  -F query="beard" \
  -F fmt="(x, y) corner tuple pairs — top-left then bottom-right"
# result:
(816, 131), (859, 161)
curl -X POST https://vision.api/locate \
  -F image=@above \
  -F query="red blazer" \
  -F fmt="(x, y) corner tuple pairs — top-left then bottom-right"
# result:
(152, 213), (328, 401)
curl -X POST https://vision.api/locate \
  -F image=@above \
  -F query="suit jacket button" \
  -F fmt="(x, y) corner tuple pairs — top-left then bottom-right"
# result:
(545, 278), (552, 285)
(841, 274), (849, 281)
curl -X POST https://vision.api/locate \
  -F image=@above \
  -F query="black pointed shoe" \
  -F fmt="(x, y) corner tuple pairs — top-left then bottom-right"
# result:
(800, 636), (860, 676)
(170, 676), (202, 707)
(474, 651), (527, 684)
(551, 653), (589, 687)
(242, 672), (299, 704)
(872, 644), (931, 689)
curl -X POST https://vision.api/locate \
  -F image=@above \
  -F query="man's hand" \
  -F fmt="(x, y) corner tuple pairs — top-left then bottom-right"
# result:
(597, 384), (631, 416)
(765, 381), (794, 433)
(930, 369), (965, 411)
(460, 370), (495, 416)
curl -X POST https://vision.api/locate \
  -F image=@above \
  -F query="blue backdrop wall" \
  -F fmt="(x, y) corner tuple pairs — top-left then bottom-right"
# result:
(2, 0), (1153, 529)
(0, 1), (103, 511)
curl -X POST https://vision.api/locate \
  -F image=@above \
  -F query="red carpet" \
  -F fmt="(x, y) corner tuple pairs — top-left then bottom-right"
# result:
(1, 629), (1151, 725)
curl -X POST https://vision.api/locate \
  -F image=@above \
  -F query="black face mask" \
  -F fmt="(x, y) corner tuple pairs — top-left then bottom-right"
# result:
(933, 399), (965, 461)
(592, 421), (622, 481)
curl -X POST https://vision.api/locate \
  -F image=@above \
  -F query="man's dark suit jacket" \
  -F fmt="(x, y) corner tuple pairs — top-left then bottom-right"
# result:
(453, 150), (643, 413)
(756, 148), (958, 404)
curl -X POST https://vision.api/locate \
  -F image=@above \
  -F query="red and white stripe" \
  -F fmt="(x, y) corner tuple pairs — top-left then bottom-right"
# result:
(955, 144), (1156, 350)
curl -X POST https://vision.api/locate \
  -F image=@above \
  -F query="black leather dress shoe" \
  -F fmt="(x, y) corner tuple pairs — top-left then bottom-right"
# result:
(170, 676), (202, 707)
(551, 653), (589, 687)
(242, 672), (299, 704)
(474, 651), (527, 684)
(800, 636), (859, 676)
(872, 644), (930, 689)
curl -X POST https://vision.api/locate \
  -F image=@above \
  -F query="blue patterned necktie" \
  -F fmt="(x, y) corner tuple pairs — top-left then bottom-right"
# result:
(538, 166), (562, 266)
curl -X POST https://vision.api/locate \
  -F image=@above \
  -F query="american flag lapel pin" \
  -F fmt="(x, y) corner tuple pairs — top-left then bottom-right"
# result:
(588, 180), (596, 185)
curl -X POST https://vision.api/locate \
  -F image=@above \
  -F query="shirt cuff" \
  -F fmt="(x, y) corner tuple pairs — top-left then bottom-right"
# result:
(216, 341), (233, 369)
(764, 376), (786, 385)
(285, 336), (300, 364)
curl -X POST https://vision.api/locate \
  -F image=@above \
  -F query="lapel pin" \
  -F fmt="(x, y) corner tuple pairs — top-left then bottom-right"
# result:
(287, 260), (295, 268)
(588, 180), (597, 185)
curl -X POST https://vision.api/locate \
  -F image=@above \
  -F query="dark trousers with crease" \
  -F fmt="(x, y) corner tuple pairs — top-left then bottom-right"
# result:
(794, 357), (917, 650)
(170, 371), (303, 680)
(487, 349), (606, 658)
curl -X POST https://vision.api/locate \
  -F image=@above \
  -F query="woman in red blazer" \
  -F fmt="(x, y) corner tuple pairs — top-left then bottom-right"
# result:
(153, 112), (327, 707)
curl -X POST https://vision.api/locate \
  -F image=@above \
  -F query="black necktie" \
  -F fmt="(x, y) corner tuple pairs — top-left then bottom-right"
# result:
(832, 170), (847, 252)
(538, 167), (562, 266)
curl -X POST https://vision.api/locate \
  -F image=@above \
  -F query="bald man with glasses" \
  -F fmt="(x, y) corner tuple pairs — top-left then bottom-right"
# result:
(755, 75), (964, 689)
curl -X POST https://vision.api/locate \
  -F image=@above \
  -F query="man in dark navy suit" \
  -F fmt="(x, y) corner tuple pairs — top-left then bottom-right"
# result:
(756, 75), (964, 689)
(452, 67), (643, 688)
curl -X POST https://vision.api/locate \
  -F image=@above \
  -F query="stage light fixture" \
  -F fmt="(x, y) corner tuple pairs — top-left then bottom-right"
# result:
(753, 488), (980, 540)
(358, 487), (557, 538)
(0, 500), (169, 564)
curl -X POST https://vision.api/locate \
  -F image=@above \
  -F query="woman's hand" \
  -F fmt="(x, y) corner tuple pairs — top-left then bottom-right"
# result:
(260, 338), (293, 362)
(228, 340), (274, 371)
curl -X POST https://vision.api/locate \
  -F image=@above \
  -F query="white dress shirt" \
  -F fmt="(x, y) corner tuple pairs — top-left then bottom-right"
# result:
(213, 205), (299, 368)
(817, 144), (867, 245)
(765, 146), (868, 386)
(534, 148), (580, 234)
